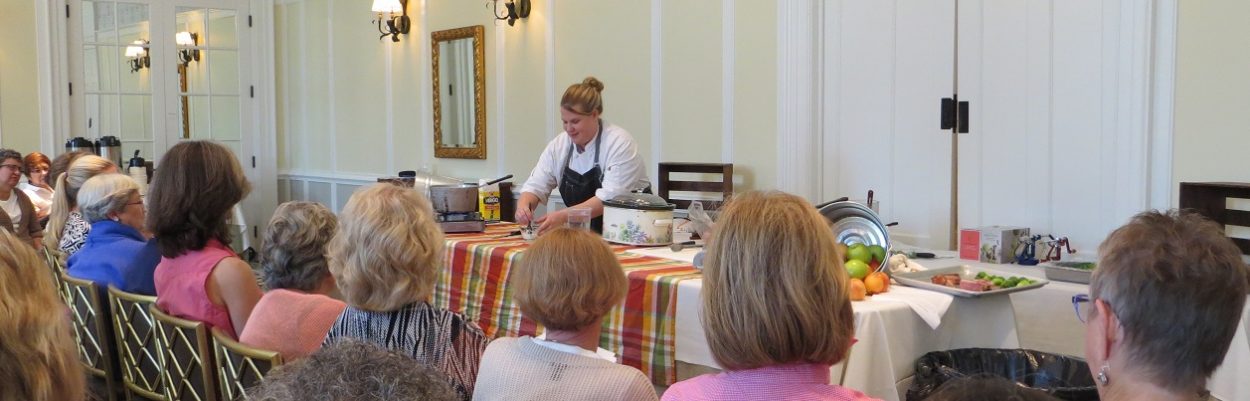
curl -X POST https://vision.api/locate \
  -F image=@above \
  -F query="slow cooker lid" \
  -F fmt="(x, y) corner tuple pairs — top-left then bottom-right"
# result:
(605, 192), (675, 210)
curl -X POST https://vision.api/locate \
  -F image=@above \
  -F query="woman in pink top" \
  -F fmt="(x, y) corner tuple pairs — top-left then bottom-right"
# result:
(240, 201), (346, 360)
(149, 141), (262, 339)
(662, 191), (881, 401)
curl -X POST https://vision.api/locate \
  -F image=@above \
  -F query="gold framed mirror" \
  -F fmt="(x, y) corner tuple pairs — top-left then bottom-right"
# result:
(432, 25), (486, 159)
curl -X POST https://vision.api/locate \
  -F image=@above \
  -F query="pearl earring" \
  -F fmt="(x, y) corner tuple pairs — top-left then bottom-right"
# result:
(1097, 363), (1110, 385)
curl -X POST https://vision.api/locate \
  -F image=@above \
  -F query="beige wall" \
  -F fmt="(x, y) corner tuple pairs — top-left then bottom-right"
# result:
(275, 0), (778, 200)
(1173, 0), (1250, 203)
(0, 0), (42, 152)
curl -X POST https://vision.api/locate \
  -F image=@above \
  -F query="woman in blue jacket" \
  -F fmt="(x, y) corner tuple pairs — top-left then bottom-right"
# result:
(67, 173), (159, 295)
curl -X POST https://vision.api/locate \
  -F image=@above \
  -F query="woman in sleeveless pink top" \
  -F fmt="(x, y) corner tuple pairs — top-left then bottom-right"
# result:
(148, 141), (262, 339)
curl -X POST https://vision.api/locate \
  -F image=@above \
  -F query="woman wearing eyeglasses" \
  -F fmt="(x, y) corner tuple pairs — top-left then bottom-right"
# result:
(1076, 210), (1246, 401)
(66, 173), (160, 295)
(0, 148), (43, 249)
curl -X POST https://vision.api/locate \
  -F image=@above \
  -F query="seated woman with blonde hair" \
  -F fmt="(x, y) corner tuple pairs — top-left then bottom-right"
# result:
(323, 184), (489, 400)
(240, 201), (346, 361)
(662, 191), (880, 401)
(473, 227), (658, 401)
(66, 173), (160, 295)
(44, 154), (118, 255)
(1080, 210), (1247, 401)
(0, 229), (87, 401)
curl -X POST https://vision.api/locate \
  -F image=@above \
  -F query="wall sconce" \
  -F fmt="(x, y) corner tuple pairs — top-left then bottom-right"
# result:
(372, 0), (410, 42)
(493, 0), (531, 26)
(124, 40), (150, 73)
(176, 31), (200, 66)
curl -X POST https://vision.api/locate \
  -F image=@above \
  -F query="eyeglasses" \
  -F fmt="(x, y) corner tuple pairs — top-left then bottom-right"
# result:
(126, 201), (145, 207)
(1072, 294), (1094, 323)
(0, 164), (24, 173)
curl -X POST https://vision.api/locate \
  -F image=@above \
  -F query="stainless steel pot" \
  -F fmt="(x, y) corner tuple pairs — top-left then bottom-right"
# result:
(429, 184), (480, 214)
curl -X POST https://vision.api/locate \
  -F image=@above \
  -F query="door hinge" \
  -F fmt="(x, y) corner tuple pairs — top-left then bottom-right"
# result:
(250, 85), (255, 98)
(65, 5), (69, 18)
(940, 96), (970, 134)
(248, 15), (253, 27)
(253, 225), (258, 238)
(251, 156), (256, 168)
(68, 82), (73, 96)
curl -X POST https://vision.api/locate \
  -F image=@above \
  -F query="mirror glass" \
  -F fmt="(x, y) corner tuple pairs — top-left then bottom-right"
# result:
(431, 25), (486, 159)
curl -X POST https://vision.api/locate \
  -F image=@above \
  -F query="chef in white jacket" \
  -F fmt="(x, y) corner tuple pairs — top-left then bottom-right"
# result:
(515, 76), (649, 234)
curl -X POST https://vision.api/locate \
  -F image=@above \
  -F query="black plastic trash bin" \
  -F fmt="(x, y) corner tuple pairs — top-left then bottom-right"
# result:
(906, 348), (1099, 401)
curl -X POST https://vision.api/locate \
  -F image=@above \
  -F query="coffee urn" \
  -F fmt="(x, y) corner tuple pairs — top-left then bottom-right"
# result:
(65, 137), (95, 154)
(97, 136), (123, 167)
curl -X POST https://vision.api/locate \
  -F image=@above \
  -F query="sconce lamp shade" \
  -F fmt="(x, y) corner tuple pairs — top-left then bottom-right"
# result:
(125, 40), (147, 57)
(176, 31), (196, 46)
(372, 0), (403, 14)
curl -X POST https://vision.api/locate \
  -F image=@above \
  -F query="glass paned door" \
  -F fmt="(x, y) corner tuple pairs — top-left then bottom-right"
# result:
(77, 0), (157, 162)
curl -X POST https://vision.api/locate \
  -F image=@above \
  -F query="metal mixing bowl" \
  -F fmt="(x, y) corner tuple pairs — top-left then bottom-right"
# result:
(818, 201), (891, 271)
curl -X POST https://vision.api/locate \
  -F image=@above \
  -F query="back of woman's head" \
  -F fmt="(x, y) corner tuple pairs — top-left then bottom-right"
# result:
(701, 190), (854, 371)
(513, 227), (626, 331)
(925, 375), (1063, 401)
(0, 230), (86, 401)
(261, 201), (338, 292)
(47, 151), (90, 188)
(1091, 209), (1248, 393)
(44, 154), (116, 247)
(77, 173), (140, 224)
(561, 76), (605, 116)
(146, 141), (251, 258)
(249, 340), (457, 401)
(329, 184), (444, 312)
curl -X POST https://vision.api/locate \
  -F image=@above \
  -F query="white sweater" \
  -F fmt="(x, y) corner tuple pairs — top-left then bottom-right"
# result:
(472, 336), (658, 401)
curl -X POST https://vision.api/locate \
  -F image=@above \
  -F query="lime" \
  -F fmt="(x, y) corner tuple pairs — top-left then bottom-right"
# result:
(845, 259), (871, 280)
(991, 278), (1005, 287)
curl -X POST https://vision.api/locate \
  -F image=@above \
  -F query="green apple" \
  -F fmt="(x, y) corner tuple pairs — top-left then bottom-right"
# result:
(868, 245), (887, 263)
(847, 244), (872, 263)
(845, 259), (871, 280)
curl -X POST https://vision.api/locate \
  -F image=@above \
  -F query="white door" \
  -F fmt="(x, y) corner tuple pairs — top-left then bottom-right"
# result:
(821, 0), (957, 250)
(956, 0), (1153, 253)
(68, 0), (270, 253)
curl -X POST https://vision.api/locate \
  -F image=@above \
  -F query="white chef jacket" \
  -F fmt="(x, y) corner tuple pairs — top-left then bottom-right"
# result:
(519, 122), (649, 205)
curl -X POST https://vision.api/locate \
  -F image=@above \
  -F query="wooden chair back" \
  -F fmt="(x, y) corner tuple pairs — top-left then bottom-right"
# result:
(657, 162), (734, 210)
(108, 286), (167, 401)
(151, 305), (219, 401)
(211, 327), (284, 400)
(62, 273), (120, 401)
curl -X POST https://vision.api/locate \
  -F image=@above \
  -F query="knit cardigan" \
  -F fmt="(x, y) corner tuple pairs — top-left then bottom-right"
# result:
(472, 336), (658, 401)
(0, 189), (41, 246)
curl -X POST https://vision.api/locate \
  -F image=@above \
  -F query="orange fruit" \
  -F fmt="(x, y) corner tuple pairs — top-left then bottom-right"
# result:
(864, 272), (888, 294)
(849, 279), (868, 301)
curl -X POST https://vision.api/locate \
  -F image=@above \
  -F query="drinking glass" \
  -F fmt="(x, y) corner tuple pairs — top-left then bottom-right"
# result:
(567, 207), (592, 230)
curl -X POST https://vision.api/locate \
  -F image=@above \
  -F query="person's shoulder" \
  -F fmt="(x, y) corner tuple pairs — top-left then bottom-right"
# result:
(603, 123), (636, 141)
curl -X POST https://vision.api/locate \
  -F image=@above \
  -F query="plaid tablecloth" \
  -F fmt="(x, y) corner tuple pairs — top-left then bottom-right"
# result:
(433, 223), (702, 385)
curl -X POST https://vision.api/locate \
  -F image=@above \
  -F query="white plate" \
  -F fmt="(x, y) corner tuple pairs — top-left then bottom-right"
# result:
(893, 265), (1049, 298)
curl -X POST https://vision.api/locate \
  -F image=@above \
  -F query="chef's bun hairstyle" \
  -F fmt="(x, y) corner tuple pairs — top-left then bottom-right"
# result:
(561, 76), (604, 116)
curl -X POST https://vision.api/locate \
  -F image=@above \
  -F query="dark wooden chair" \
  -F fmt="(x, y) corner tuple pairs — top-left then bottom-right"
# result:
(657, 162), (734, 210)
(1179, 182), (1250, 256)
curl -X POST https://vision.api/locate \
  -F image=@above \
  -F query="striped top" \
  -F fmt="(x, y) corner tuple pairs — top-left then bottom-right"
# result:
(661, 363), (882, 401)
(324, 301), (488, 400)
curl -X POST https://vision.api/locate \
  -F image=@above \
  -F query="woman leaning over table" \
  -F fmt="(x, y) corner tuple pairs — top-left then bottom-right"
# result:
(323, 184), (489, 401)
(0, 148), (42, 248)
(240, 201), (346, 361)
(473, 227), (658, 401)
(1079, 210), (1247, 401)
(44, 154), (118, 255)
(514, 76), (649, 234)
(0, 229), (87, 401)
(66, 173), (159, 295)
(149, 141), (262, 339)
(662, 191), (880, 401)
(18, 151), (54, 223)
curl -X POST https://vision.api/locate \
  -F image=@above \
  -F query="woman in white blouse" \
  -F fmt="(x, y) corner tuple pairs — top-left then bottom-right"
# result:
(515, 76), (649, 234)
(19, 152), (54, 222)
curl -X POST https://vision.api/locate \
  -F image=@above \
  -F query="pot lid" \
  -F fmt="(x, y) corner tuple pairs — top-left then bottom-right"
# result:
(605, 192), (674, 210)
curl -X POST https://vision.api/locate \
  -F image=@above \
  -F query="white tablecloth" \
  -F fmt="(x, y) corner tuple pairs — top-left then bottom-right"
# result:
(674, 277), (1020, 401)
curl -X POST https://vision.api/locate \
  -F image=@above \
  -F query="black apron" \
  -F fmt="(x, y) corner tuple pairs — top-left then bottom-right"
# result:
(557, 120), (605, 232)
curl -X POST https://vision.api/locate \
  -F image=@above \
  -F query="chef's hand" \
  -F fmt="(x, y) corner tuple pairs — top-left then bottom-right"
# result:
(515, 207), (534, 226)
(534, 209), (567, 235)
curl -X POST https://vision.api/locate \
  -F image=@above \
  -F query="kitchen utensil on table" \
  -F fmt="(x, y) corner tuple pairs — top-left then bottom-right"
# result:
(602, 189), (676, 246)
(669, 241), (702, 252)
(97, 136), (123, 167)
(819, 200), (892, 272)
(428, 174), (513, 233)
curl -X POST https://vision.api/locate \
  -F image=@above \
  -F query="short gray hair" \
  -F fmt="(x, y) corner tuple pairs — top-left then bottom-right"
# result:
(77, 174), (140, 223)
(260, 201), (337, 291)
(0, 148), (20, 165)
(248, 340), (457, 401)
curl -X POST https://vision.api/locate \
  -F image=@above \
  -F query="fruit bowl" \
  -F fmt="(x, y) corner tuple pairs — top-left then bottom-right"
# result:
(820, 201), (891, 272)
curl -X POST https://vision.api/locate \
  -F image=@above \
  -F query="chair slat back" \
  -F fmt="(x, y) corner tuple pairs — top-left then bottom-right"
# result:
(151, 305), (218, 401)
(211, 328), (283, 401)
(109, 286), (167, 401)
(657, 162), (734, 210)
(62, 273), (119, 401)
(43, 247), (72, 305)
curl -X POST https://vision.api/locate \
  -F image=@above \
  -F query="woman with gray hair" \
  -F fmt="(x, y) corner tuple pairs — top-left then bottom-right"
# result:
(1078, 210), (1248, 401)
(249, 340), (458, 401)
(240, 201), (346, 361)
(65, 173), (159, 295)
